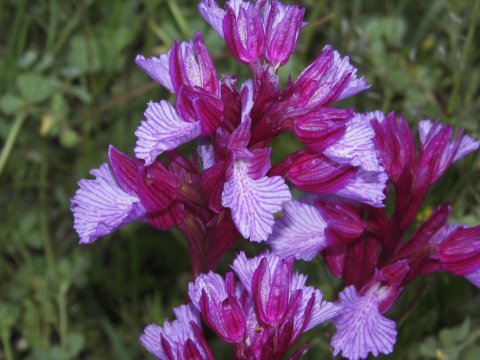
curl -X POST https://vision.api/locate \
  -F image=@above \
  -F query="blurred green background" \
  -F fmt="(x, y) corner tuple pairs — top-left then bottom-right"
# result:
(1, 0), (479, 359)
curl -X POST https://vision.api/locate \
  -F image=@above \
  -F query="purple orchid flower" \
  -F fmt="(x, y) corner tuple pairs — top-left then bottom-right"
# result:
(186, 252), (339, 359)
(140, 304), (215, 360)
(71, 146), (178, 244)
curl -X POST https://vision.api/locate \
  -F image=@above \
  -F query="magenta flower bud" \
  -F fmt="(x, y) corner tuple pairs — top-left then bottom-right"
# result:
(252, 256), (294, 325)
(264, 0), (305, 67)
(223, 1), (265, 64)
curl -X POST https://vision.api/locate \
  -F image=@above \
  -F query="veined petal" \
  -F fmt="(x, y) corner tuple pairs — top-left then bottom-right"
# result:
(71, 164), (146, 244)
(331, 286), (397, 360)
(269, 197), (327, 261)
(334, 169), (387, 207)
(135, 53), (174, 93)
(135, 101), (201, 165)
(198, 0), (226, 38)
(108, 145), (142, 195)
(324, 112), (382, 172)
(301, 287), (340, 332)
(222, 160), (291, 242)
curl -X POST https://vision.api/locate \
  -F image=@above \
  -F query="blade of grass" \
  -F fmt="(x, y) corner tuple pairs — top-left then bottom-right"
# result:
(167, 0), (191, 39)
(0, 112), (27, 177)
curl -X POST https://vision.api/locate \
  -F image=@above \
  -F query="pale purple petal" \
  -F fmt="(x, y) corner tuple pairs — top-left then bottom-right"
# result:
(71, 164), (146, 244)
(335, 170), (387, 207)
(332, 286), (397, 360)
(198, 137), (216, 170)
(135, 54), (174, 93)
(269, 197), (327, 261)
(330, 49), (370, 101)
(222, 160), (291, 242)
(231, 251), (264, 292)
(135, 101), (201, 165)
(302, 287), (340, 331)
(466, 268), (480, 288)
(454, 135), (480, 161)
(324, 113), (382, 172)
(198, 0), (226, 38)
(188, 272), (228, 311)
(240, 79), (254, 123)
(140, 304), (201, 359)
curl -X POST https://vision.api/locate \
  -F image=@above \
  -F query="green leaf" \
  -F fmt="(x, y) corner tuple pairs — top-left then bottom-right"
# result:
(17, 73), (54, 104)
(0, 94), (25, 115)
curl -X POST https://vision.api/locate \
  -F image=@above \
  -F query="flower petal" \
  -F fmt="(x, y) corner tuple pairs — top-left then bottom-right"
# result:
(71, 164), (146, 244)
(198, 0), (226, 38)
(334, 169), (387, 207)
(134, 100), (201, 165)
(269, 197), (327, 261)
(331, 286), (397, 360)
(324, 112), (382, 172)
(135, 53), (174, 93)
(222, 160), (291, 242)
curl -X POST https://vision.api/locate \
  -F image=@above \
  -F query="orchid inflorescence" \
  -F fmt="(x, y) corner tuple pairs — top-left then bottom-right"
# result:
(71, 0), (480, 359)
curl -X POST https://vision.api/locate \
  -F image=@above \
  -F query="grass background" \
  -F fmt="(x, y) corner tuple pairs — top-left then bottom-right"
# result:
(0, 0), (479, 358)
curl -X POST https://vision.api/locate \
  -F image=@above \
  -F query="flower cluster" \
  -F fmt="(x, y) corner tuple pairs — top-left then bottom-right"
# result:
(141, 252), (339, 360)
(70, 0), (480, 359)
(269, 112), (480, 359)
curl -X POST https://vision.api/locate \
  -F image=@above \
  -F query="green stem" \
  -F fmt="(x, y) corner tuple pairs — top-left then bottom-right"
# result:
(39, 138), (58, 280)
(0, 112), (27, 177)
(447, 0), (480, 114)
(58, 282), (69, 346)
(0, 326), (13, 360)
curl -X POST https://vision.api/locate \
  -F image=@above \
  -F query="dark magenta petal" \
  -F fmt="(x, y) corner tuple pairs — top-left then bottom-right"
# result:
(372, 113), (415, 182)
(439, 226), (480, 276)
(201, 161), (226, 213)
(146, 201), (184, 231)
(223, 3), (265, 64)
(108, 145), (142, 195)
(316, 198), (364, 240)
(294, 108), (351, 153)
(137, 162), (178, 212)
(286, 151), (356, 194)
(265, 1), (305, 67)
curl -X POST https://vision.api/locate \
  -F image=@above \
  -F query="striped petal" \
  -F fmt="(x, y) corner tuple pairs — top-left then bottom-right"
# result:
(135, 101), (201, 165)
(71, 164), (146, 244)
(324, 112), (382, 172)
(269, 197), (327, 261)
(331, 286), (397, 360)
(135, 53), (174, 93)
(222, 160), (291, 242)
(198, 0), (226, 38)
